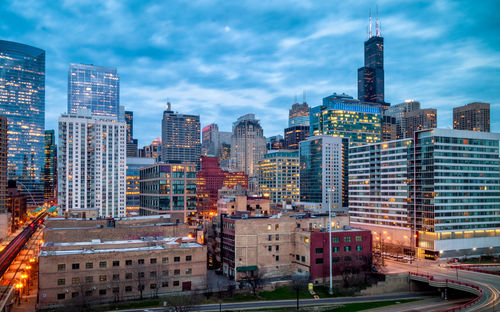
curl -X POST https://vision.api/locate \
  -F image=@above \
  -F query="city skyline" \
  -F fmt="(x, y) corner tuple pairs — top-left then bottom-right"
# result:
(1, 0), (499, 145)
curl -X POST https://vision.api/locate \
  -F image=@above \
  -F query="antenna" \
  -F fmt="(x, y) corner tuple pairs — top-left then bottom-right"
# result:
(376, 6), (380, 37)
(369, 8), (372, 38)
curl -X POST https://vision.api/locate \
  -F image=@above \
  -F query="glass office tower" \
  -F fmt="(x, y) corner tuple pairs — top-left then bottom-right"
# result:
(68, 63), (119, 118)
(0, 40), (45, 207)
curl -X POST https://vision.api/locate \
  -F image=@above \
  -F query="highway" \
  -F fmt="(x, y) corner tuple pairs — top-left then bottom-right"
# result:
(383, 258), (500, 311)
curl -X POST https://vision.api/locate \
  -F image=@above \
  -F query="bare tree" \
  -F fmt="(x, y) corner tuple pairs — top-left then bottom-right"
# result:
(164, 293), (199, 312)
(291, 273), (309, 311)
(240, 269), (263, 296)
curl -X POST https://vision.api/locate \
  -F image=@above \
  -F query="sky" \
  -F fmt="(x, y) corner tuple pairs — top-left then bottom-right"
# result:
(1, 0), (499, 146)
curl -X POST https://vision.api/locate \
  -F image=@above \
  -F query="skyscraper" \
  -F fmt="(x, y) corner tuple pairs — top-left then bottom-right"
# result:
(284, 125), (309, 150)
(288, 102), (310, 127)
(68, 63), (119, 118)
(202, 123), (219, 156)
(231, 114), (267, 176)
(44, 130), (57, 202)
(357, 12), (385, 105)
(126, 156), (155, 215)
(310, 93), (382, 145)
(404, 108), (437, 138)
(385, 100), (421, 139)
(58, 110), (126, 218)
(161, 103), (201, 169)
(0, 116), (7, 212)
(125, 111), (138, 157)
(298, 135), (349, 213)
(0, 40), (45, 207)
(453, 102), (490, 132)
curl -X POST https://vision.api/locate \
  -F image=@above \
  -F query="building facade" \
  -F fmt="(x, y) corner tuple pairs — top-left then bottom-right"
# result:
(161, 103), (201, 169)
(284, 125), (309, 150)
(0, 40), (45, 207)
(126, 157), (155, 215)
(0, 116), (6, 212)
(298, 136), (349, 213)
(196, 156), (248, 219)
(139, 162), (197, 224)
(310, 93), (381, 145)
(125, 111), (138, 157)
(202, 123), (219, 156)
(231, 114), (267, 177)
(139, 137), (161, 161)
(404, 108), (437, 139)
(257, 150), (299, 205)
(289, 102), (310, 127)
(453, 102), (490, 132)
(68, 63), (119, 118)
(58, 111), (126, 218)
(385, 100), (421, 139)
(44, 130), (57, 202)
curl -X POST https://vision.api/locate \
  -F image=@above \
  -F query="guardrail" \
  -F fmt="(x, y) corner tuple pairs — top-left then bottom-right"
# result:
(409, 272), (483, 312)
(449, 265), (500, 276)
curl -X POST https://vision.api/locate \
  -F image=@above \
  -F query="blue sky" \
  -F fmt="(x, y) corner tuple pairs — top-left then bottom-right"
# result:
(1, 0), (499, 146)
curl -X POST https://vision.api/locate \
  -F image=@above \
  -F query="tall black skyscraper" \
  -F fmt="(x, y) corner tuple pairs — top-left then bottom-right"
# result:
(357, 11), (385, 106)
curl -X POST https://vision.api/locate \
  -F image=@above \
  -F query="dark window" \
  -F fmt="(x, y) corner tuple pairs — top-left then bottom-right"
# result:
(276, 245), (279, 251)
(57, 293), (65, 300)
(85, 290), (92, 297)
(268, 235), (272, 241)
(150, 283), (157, 289)
(162, 270), (169, 276)
(268, 246), (272, 251)
(72, 292), (79, 298)
(72, 263), (80, 270)
(112, 261), (120, 267)
(125, 273), (132, 280)
(162, 257), (168, 263)
(186, 268), (192, 274)
(138, 259), (145, 265)
(174, 257), (180, 262)
(150, 271), (156, 277)
(150, 258), (157, 264)
(173, 281), (180, 286)
(99, 261), (106, 268)
(162, 281), (169, 287)
(138, 272), (145, 278)
(174, 269), (180, 275)
(125, 260), (132, 266)
(315, 258), (324, 264)
(57, 279), (65, 285)
(275, 234), (279, 240)
(332, 257), (340, 263)
(275, 256), (279, 261)
(99, 289), (106, 296)
(186, 255), (192, 262)
(125, 286), (132, 292)
(112, 274), (120, 281)
(301, 256), (305, 262)
(85, 262), (93, 269)
(57, 264), (65, 271)
(295, 255), (300, 261)
(112, 287), (119, 294)
(315, 248), (323, 254)
(85, 276), (93, 283)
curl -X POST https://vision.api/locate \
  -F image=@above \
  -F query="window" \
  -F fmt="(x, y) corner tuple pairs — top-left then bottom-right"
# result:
(333, 237), (340, 243)
(57, 264), (66, 271)
(162, 257), (168, 263)
(57, 279), (65, 286)
(275, 234), (279, 240)
(315, 258), (324, 264)
(268, 235), (272, 241)
(138, 272), (145, 278)
(333, 247), (340, 253)
(150, 271), (156, 277)
(99, 261), (106, 268)
(275, 224), (279, 230)
(138, 259), (145, 265)
(99, 289), (106, 296)
(356, 245), (362, 251)
(315, 248), (323, 254)
(268, 246), (272, 251)
(301, 256), (305, 262)
(295, 255), (300, 261)
(344, 246), (351, 252)
(162, 270), (169, 276)
(57, 293), (65, 300)
(186, 268), (192, 275)
(85, 262), (93, 269)
(112, 261), (120, 267)
(174, 269), (180, 276)
(99, 275), (107, 282)
(126, 260), (132, 266)
(85, 276), (93, 283)
(344, 237), (351, 243)
(267, 224), (271, 230)
(85, 290), (92, 297)
(332, 257), (340, 263)
(275, 256), (279, 261)
(186, 255), (192, 262)
(72, 263), (80, 270)
(162, 281), (169, 287)
(72, 277), (80, 284)
(355, 236), (362, 242)
(276, 245), (279, 251)
(173, 281), (180, 286)
(112, 274), (120, 281)
(150, 258), (157, 264)
(150, 283), (157, 289)
(174, 257), (180, 262)
(112, 287), (119, 294)
(125, 286), (132, 292)
(72, 292), (79, 298)
(125, 273), (132, 280)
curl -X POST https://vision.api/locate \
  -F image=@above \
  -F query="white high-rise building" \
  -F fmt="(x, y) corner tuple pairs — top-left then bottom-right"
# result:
(58, 110), (126, 217)
(231, 114), (266, 177)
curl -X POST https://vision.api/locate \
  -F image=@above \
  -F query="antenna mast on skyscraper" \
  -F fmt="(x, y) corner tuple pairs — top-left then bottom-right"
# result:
(369, 8), (372, 38)
(376, 6), (381, 37)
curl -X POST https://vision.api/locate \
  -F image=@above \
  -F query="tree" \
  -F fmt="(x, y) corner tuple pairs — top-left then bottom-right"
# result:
(164, 293), (199, 312)
(240, 269), (263, 296)
(291, 273), (309, 311)
(341, 266), (353, 288)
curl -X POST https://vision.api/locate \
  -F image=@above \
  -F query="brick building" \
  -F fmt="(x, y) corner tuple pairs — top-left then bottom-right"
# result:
(39, 216), (206, 309)
(196, 156), (248, 220)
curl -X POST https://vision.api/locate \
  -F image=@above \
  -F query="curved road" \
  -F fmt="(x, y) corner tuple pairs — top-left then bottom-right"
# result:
(383, 259), (500, 312)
